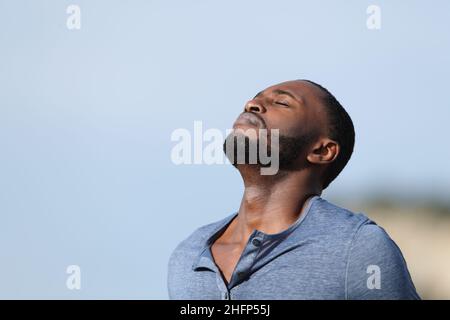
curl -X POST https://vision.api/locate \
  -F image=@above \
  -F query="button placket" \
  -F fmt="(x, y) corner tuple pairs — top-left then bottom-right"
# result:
(252, 237), (262, 247)
(228, 232), (265, 288)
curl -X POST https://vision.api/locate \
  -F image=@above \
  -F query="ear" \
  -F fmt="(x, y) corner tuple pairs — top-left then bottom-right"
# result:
(307, 138), (340, 165)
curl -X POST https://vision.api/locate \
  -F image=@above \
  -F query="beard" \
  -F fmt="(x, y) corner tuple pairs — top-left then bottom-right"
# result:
(222, 130), (315, 171)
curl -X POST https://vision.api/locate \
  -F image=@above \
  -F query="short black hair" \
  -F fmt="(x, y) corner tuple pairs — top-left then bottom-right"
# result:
(302, 80), (355, 189)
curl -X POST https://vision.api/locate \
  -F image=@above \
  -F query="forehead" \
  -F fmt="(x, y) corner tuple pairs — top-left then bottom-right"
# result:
(261, 80), (324, 103)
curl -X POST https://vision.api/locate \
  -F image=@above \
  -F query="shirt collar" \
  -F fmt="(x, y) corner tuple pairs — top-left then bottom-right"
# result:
(192, 195), (320, 271)
(192, 212), (238, 271)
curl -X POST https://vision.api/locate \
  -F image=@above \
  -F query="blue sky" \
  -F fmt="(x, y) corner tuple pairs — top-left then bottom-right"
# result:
(0, 0), (449, 298)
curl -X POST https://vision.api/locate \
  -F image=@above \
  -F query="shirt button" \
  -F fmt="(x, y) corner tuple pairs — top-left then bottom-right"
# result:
(252, 238), (262, 247)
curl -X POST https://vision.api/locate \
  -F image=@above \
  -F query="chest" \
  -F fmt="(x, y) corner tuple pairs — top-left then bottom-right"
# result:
(210, 242), (245, 284)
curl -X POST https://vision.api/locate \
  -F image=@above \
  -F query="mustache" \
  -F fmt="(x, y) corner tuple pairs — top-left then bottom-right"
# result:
(236, 112), (267, 129)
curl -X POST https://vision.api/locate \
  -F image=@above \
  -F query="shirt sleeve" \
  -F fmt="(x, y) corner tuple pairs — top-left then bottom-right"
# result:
(345, 222), (421, 300)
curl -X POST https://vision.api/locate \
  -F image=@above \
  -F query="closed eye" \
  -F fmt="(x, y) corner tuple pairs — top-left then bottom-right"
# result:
(275, 101), (289, 107)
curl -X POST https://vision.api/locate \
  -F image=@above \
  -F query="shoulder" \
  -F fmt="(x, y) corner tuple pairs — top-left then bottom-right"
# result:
(345, 221), (420, 299)
(308, 197), (372, 236)
(353, 222), (397, 251)
(348, 221), (409, 270)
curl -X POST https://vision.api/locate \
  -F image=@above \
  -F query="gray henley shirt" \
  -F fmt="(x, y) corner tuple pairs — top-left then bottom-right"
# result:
(167, 196), (420, 299)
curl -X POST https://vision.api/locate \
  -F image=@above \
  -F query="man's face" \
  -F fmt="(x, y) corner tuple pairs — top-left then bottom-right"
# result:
(225, 80), (329, 170)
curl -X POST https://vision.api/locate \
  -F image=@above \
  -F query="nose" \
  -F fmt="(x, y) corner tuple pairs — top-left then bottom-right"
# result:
(244, 101), (266, 113)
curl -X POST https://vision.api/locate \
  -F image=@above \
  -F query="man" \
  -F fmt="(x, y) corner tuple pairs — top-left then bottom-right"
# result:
(167, 80), (420, 300)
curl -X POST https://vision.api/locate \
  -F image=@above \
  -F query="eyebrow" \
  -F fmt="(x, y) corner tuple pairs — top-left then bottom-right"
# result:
(254, 89), (302, 103)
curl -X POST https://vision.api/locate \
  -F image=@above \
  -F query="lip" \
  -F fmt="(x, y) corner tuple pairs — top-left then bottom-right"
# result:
(233, 112), (266, 129)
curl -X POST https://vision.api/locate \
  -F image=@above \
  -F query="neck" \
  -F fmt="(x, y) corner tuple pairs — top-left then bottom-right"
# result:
(228, 165), (321, 244)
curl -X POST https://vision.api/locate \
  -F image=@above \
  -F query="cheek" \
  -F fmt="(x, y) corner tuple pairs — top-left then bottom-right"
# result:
(266, 115), (309, 138)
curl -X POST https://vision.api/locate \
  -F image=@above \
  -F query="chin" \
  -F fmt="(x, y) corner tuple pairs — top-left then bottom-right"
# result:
(232, 126), (266, 140)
